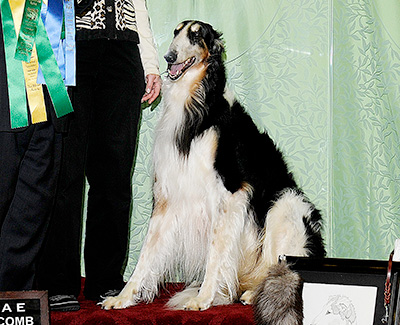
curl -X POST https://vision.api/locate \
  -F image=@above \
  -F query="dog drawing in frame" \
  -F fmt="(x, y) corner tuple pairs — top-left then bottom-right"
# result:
(102, 20), (325, 323)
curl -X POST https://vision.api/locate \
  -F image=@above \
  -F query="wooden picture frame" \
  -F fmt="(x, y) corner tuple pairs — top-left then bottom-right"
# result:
(0, 291), (49, 325)
(286, 256), (399, 325)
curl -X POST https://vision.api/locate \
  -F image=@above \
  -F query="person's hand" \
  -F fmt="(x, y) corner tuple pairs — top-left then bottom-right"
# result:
(142, 74), (161, 104)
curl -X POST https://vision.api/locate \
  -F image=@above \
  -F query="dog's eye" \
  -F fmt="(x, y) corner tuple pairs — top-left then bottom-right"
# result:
(174, 22), (185, 36)
(189, 23), (203, 39)
(190, 29), (202, 41)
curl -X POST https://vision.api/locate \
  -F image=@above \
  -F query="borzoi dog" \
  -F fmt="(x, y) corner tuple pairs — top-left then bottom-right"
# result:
(102, 20), (325, 322)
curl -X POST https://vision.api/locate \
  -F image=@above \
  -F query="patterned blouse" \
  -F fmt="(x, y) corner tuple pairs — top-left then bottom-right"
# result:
(76, 0), (159, 76)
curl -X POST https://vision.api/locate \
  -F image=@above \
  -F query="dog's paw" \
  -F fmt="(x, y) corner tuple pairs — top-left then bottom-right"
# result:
(183, 297), (212, 311)
(239, 290), (254, 305)
(100, 295), (136, 310)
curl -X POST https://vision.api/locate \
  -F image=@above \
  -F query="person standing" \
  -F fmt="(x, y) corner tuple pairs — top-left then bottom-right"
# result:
(37, 0), (161, 311)
(0, 7), (71, 291)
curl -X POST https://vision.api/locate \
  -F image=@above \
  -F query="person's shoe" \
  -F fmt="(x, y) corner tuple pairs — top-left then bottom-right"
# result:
(100, 289), (121, 300)
(85, 289), (121, 302)
(49, 295), (80, 312)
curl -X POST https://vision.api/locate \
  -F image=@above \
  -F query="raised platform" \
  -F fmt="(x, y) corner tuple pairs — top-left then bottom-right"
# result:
(50, 282), (255, 324)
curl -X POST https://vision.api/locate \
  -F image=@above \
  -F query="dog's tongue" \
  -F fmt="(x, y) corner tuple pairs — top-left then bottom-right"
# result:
(170, 63), (183, 76)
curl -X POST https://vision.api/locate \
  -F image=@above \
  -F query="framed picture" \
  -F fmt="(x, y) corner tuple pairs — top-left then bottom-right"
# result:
(286, 256), (400, 325)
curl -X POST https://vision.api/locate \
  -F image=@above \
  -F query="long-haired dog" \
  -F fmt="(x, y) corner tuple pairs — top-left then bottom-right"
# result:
(102, 20), (325, 323)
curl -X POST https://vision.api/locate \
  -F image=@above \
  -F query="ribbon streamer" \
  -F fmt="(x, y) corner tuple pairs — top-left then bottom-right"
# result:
(0, 0), (73, 128)
(38, 0), (75, 85)
(63, 0), (75, 85)
(23, 44), (47, 123)
(35, 15), (73, 117)
(9, 0), (47, 124)
(15, 0), (42, 62)
(0, 0), (29, 128)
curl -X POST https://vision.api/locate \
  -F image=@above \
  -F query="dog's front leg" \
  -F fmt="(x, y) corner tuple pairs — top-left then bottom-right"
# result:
(102, 200), (175, 310)
(183, 189), (249, 311)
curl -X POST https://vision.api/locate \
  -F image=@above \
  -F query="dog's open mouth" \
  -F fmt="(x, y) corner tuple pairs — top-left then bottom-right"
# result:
(167, 57), (196, 80)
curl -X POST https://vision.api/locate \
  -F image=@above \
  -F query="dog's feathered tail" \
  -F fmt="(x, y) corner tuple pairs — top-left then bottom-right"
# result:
(253, 262), (303, 325)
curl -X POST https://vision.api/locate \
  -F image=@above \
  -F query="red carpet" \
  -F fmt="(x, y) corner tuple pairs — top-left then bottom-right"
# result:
(50, 282), (255, 324)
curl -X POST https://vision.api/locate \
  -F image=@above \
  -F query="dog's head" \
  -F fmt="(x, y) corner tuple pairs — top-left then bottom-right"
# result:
(164, 20), (224, 81)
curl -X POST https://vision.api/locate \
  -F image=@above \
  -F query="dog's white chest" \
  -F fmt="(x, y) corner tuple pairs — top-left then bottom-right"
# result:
(152, 126), (226, 281)
(154, 127), (221, 202)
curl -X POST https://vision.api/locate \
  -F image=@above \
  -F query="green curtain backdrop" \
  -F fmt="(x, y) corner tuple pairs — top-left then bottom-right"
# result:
(332, 0), (400, 258)
(81, 0), (400, 278)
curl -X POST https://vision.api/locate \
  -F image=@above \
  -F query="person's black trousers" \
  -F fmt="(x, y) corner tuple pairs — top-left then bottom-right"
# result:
(0, 13), (65, 291)
(0, 122), (62, 291)
(37, 39), (145, 298)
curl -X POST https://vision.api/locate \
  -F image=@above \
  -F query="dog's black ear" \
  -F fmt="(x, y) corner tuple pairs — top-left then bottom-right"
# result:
(204, 26), (224, 57)
(211, 30), (224, 56)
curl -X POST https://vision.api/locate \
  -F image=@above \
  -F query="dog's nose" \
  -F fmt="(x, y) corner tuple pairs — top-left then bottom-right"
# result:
(164, 51), (177, 64)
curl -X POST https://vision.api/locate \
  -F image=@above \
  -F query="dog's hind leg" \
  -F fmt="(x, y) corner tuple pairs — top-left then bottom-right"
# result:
(262, 189), (314, 265)
(102, 197), (176, 309)
(240, 188), (313, 305)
